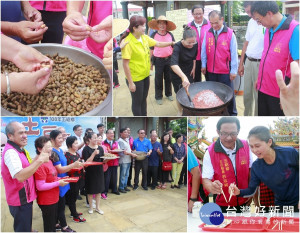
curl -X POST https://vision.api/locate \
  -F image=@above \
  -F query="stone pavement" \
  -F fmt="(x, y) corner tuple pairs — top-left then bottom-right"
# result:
(113, 60), (244, 116)
(1, 177), (187, 232)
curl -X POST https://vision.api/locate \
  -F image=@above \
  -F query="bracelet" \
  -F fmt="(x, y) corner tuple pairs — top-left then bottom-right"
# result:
(190, 198), (198, 202)
(4, 70), (11, 95)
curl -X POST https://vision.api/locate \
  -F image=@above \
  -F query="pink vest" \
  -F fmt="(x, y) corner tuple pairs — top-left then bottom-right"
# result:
(206, 26), (232, 74)
(256, 16), (298, 98)
(1, 143), (37, 206)
(87, 1), (112, 59)
(129, 136), (134, 150)
(208, 139), (249, 207)
(29, 1), (66, 11)
(188, 19), (211, 60)
(102, 140), (119, 166)
(152, 32), (173, 58)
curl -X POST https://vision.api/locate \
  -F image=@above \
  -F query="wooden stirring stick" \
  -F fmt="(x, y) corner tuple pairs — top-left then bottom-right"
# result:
(228, 184), (234, 202)
(221, 187), (228, 203)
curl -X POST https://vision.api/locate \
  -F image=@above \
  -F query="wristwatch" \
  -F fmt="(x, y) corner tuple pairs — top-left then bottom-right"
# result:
(190, 198), (197, 202)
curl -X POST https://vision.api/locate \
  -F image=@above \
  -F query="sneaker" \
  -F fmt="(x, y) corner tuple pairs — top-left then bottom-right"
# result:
(62, 226), (76, 232)
(175, 185), (181, 189)
(73, 216), (86, 223)
(86, 203), (96, 208)
(101, 193), (107, 200)
(113, 84), (120, 89)
(167, 96), (174, 101)
(118, 189), (126, 193)
(77, 195), (82, 200)
(56, 224), (62, 231)
(127, 184), (133, 188)
(70, 213), (83, 218)
(95, 209), (104, 215)
(142, 186), (148, 191)
(171, 185), (174, 189)
(151, 186), (155, 190)
(112, 191), (120, 195)
(156, 99), (163, 105)
(133, 185), (138, 190)
(124, 187), (131, 192)
(88, 209), (93, 214)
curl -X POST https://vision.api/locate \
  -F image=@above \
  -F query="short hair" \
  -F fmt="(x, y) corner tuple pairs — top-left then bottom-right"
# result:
(85, 132), (96, 141)
(35, 136), (51, 155)
(175, 133), (183, 140)
(106, 128), (114, 134)
(166, 127), (173, 132)
(97, 123), (104, 128)
(243, 1), (252, 8)
(50, 130), (62, 140)
(208, 10), (223, 20)
(137, 129), (145, 133)
(120, 128), (127, 133)
(85, 128), (93, 133)
(192, 5), (204, 14)
(66, 136), (77, 149)
(251, 1), (279, 16)
(182, 25), (197, 40)
(5, 121), (18, 136)
(57, 126), (65, 132)
(216, 117), (240, 132)
(248, 126), (277, 148)
(73, 125), (81, 131)
(150, 129), (156, 134)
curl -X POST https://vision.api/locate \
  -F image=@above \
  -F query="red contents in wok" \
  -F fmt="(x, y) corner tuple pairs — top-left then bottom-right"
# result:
(192, 90), (224, 108)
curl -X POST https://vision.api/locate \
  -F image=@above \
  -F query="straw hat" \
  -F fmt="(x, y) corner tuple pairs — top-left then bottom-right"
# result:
(148, 15), (176, 31)
(113, 18), (130, 38)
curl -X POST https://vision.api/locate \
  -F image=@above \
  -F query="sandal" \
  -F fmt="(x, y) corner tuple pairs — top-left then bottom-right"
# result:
(161, 184), (167, 189)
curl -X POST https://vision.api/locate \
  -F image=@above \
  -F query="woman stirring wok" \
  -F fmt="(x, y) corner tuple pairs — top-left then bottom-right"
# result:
(230, 126), (299, 212)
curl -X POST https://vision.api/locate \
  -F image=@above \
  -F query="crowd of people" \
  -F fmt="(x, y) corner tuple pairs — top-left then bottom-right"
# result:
(117, 1), (299, 116)
(1, 121), (187, 232)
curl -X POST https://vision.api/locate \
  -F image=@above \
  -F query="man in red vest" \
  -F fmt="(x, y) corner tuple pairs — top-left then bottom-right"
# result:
(251, 1), (299, 116)
(202, 117), (254, 213)
(201, 10), (238, 116)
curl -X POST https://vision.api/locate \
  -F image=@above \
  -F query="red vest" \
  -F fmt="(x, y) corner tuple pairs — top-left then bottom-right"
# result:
(188, 19), (211, 60)
(208, 139), (250, 207)
(256, 16), (298, 98)
(102, 140), (119, 166)
(206, 26), (233, 74)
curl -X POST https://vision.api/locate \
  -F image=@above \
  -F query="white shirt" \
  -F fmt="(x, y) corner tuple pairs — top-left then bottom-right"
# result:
(194, 21), (203, 40)
(245, 18), (265, 59)
(202, 141), (254, 180)
(60, 141), (68, 153)
(118, 137), (132, 164)
(75, 135), (84, 157)
(4, 149), (23, 178)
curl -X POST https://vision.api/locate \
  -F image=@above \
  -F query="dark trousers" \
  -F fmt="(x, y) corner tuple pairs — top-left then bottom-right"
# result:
(162, 170), (170, 183)
(126, 77), (150, 116)
(207, 72), (237, 116)
(258, 91), (284, 116)
(9, 202), (33, 232)
(65, 181), (80, 218)
(113, 69), (119, 86)
(40, 11), (66, 43)
(105, 166), (118, 193)
(194, 60), (208, 82)
(134, 158), (148, 188)
(39, 202), (58, 232)
(147, 166), (158, 188)
(127, 162), (133, 186)
(178, 159), (187, 185)
(154, 57), (172, 100)
(57, 196), (67, 228)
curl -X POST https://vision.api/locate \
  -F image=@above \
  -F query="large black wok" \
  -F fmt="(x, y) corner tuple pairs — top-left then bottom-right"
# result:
(176, 81), (234, 116)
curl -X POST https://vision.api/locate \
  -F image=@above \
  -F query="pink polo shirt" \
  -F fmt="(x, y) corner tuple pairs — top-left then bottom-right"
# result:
(152, 32), (174, 58)
(29, 1), (67, 12)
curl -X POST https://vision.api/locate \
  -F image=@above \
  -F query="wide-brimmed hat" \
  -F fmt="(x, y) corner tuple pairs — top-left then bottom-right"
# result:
(148, 15), (176, 31)
(113, 19), (130, 38)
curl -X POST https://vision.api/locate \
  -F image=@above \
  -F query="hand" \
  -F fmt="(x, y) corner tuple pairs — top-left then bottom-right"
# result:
(15, 21), (48, 43)
(103, 38), (112, 70)
(90, 15), (112, 43)
(276, 61), (299, 116)
(132, 153), (137, 158)
(37, 151), (50, 163)
(128, 82), (136, 92)
(93, 149), (100, 155)
(229, 183), (240, 196)
(230, 73), (237, 81)
(62, 11), (91, 41)
(7, 67), (52, 94)
(177, 160), (182, 164)
(182, 78), (190, 91)
(120, 40), (129, 49)
(73, 160), (83, 169)
(167, 145), (172, 151)
(238, 64), (244, 77)
(22, 4), (42, 22)
(190, 68), (195, 80)
(157, 147), (160, 153)
(201, 67), (206, 75)
(211, 180), (222, 194)
(58, 179), (69, 187)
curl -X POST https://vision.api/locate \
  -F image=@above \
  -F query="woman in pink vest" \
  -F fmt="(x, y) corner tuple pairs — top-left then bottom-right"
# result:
(34, 136), (69, 232)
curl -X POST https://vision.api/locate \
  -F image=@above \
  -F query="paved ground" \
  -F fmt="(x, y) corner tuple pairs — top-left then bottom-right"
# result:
(1, 174), (187, 232)
(113, 60), (245, 116)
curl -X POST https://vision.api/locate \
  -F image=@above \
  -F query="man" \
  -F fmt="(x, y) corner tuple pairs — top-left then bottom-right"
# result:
(202, 117), (254, 213)
(73, 125), (84, 158)
(102, 129), (120, 196)
(201, 10), (238, 116)
(97, 123), (106, 140)
(117, 128), (137, 193)
(238, 1), (265, 116)
(188, 5), (211, 82)
(126, 126), (134, 188)
(148, 131), (163, 190)
(251, 1), (299, 116)
(149, 15), (176, 105)
(1, 121), (49, 232)
(57, 126), (68, 153)
(133, 129), (153, 191)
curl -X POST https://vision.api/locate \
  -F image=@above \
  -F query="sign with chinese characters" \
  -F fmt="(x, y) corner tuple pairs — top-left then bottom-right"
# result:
(166, 8), (188, 42)
(1, 117), (105, 157)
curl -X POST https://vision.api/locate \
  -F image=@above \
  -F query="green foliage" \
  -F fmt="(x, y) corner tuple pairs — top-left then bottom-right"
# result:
(107, 122), (115, 130)
(169, 118), (187, 136)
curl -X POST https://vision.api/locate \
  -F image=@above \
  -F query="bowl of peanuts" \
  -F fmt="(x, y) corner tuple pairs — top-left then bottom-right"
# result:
(1, 43), (111, 116)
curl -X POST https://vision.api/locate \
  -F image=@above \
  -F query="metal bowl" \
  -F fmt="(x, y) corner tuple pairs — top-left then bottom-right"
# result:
(133, 151), (147, 161)
(1, 43), (111, 116)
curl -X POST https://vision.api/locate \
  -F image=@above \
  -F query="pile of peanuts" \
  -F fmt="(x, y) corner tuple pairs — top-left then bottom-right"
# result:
(1, 54), (109, 116)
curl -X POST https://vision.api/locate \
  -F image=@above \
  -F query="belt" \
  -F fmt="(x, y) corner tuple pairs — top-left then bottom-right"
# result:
(155, 56), (171, 60)
(247, 57), (261, 62)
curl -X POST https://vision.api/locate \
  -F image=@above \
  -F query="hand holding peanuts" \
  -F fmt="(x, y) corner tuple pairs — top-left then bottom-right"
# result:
(58, 179), (69, 187)
(90, 15), (112, 43)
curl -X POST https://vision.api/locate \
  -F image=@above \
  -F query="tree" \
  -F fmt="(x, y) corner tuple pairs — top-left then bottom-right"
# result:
(169, 118), (187, 136)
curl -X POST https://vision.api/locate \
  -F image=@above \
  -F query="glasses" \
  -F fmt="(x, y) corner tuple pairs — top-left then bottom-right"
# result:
(193, 13), (203, 16)
(219, 132), (238, 138)
(139, 132), (145, 134)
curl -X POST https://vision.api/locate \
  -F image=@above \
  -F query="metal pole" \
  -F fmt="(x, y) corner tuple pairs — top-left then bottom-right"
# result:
(121, 1), (129, 19)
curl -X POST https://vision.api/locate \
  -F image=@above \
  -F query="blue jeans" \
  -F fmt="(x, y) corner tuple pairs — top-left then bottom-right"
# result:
(119, 163), (131, 190)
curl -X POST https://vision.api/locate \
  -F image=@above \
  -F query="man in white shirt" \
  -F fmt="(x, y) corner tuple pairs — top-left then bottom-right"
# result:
(73, 125), (84, 158)
(97, 123), (106, 141)
(57, 126), (69, 153)
(238, 1), (265, 116)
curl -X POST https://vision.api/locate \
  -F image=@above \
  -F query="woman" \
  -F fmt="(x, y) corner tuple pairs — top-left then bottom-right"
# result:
(230, 126), (299, 212)
(65, 136), (86, 223)
(82, 132), (105, 214)
(170, 26), (197, 115)
(159, 132), (174, 189)
(50, 130), (82, 232)
(121, 15), (175, 116)
(171, 134), (186, 189)
(34, 136), (69, 232)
